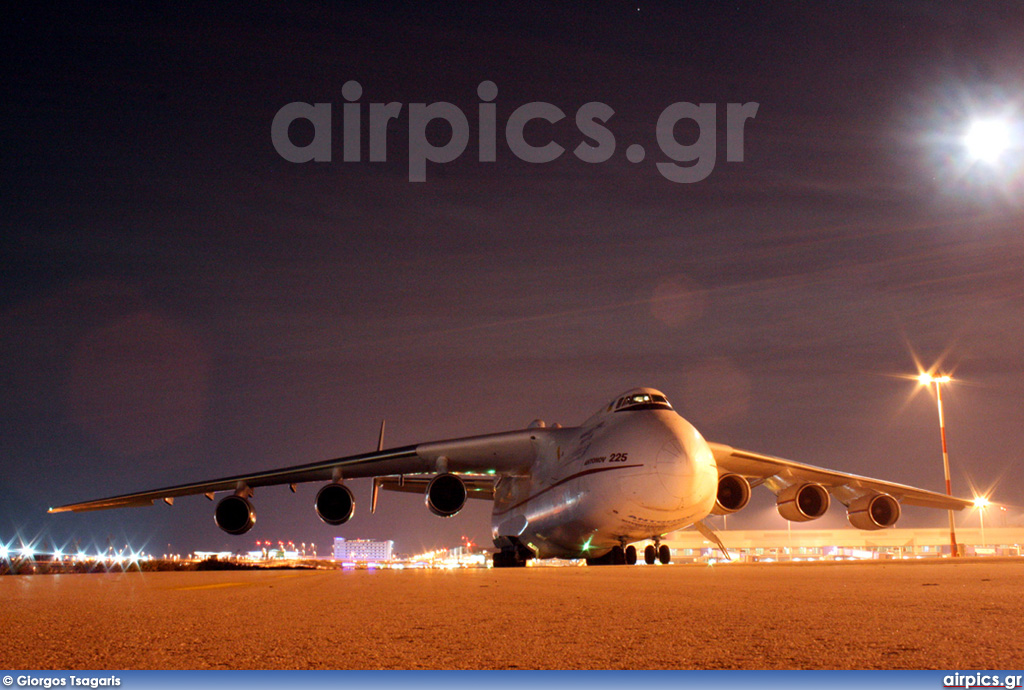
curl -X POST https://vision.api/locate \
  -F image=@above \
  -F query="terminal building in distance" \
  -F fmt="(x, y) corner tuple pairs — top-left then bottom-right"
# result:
(333, 538), (394, 562)
(665, 526), (1024, 562)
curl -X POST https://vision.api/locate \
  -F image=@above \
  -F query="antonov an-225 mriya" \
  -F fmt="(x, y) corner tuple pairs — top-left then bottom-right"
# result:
(50, 387), (973, 566)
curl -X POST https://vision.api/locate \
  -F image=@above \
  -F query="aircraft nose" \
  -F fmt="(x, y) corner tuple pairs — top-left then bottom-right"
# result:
(654, 436), (693, 500)
(623, 435), (693, 512)
(642, 427), (716, 514)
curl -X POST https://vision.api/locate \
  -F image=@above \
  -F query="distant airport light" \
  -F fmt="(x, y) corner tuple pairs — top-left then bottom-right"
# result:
(0, 544), (8, 559)
(20, 544), (35, 558)
(917, 372), (951, 385)
(973, 496), (991, 509)
(964, 117), (1012, 163)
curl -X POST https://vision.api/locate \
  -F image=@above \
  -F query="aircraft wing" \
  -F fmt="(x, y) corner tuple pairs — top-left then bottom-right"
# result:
(708, 442), (973, 510)
(48, 429), (538, 513)
(374, 474), (497, 500)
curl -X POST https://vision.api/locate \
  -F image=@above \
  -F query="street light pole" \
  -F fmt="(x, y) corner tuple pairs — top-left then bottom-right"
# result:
(974, 496), (990, 551)
(979, 503), (986, 549)
(920, 374), (957, 557)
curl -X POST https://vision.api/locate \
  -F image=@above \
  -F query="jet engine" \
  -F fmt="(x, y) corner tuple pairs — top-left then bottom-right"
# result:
(425, 473), (467, 517)
(315, 483), (355, 525)
(847, 493), (900, 530)
(214, 495), (256, 535)
(711, 473), (751, 515)
(776, 482), (830, 522)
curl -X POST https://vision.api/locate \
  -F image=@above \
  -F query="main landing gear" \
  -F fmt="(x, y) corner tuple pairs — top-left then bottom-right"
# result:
(492, 537), (535, 568)
(585, 545), (627, 566)
(492, 550), (528, 568)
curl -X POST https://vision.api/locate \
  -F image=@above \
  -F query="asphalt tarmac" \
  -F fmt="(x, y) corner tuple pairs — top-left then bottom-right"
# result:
(2, 559), (1022, 670)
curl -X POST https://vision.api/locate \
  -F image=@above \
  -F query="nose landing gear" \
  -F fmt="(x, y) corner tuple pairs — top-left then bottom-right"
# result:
(643, 539), (671, 565)
(585, 538), (670, 566)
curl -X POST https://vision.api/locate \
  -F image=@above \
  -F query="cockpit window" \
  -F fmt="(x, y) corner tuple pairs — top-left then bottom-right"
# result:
(614, 392), (673, 412)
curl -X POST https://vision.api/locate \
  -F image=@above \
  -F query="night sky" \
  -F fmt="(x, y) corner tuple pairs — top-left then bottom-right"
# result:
(3, 3), (1023, 557)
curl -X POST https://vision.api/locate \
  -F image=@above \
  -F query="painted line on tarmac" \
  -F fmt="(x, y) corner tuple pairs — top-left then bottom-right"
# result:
(173, 582), (251, 591)
(171, 572), (311, 591)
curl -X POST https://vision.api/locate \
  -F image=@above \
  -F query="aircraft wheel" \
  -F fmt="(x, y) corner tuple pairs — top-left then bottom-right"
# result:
(494, 551), (528, 568)
(658, 544), (671, 565)
(644, 544), (656, 565)
(587, 546), (627, 566)
(625, 545), (637, 565)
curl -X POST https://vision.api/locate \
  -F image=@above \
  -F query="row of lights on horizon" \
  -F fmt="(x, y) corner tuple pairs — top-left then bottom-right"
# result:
(2, 535), (479, 564)
(0, 541), (149, 563)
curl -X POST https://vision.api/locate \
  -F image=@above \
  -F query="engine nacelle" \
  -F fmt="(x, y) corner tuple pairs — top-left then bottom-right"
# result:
(214, 495), (256, 535)
(847, 493), (900, 530)
(315, 483), (355, 526)
(426, 473), (467, 518)
(776, 482), (830, 522)
(711, 473), (751, 515)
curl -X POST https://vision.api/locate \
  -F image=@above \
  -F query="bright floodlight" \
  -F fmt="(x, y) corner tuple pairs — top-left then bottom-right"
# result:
(973, 496), (991, 508)
(918, 373), (951, 385)
(964, 117), (1011, 163)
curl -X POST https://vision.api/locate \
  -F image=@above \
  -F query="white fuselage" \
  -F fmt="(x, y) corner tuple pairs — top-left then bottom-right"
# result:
(490, 406), (719, 559)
